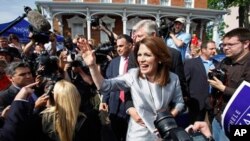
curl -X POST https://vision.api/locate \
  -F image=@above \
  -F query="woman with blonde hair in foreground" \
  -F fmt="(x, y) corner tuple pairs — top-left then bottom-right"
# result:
(41, 80), (87, 141)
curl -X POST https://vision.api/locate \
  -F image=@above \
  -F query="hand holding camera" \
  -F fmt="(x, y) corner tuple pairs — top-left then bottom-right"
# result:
(208, 69), (226, 92)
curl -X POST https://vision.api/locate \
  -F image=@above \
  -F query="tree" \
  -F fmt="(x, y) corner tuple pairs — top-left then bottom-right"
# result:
(208, 0), (250, 28)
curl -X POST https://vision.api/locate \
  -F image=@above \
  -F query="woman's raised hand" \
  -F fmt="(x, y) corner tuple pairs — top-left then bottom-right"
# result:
(77, 38), (97, 67)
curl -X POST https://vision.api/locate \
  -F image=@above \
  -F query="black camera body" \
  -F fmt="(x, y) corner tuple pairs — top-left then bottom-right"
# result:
(208, 69), (226, 82)
(158, 20), (174, 38)
(154, 111), (208, 141)
(91, 17), (107, 28)
(29, 25), (50, 44)
(66, 51), (86, 68)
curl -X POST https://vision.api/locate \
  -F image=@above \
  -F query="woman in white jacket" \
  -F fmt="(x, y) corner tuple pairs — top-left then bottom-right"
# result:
(81, 36), (184, 141)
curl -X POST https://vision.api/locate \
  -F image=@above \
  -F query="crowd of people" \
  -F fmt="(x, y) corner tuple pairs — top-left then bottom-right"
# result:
(0, 16), (249, 141)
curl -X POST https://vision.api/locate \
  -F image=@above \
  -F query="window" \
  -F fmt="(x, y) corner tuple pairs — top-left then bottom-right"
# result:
(185, 0), (194, 8)
(72, 23), (84, 38)
(127, 0), (147, 4)
(101, 0), (112, 3)
(161, 0), (170, 6)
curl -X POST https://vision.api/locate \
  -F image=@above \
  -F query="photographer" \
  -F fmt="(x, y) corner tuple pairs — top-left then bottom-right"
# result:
(165, 17), (191, 61)
(208, 27), (250, 141)
(62, 35), (102, 141)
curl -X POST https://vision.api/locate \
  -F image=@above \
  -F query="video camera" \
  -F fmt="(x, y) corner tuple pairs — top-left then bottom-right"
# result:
(28, 25), (51, 44)
(154, 111), (209, 141)
(35, 51), (59, 77)
(24, 6), (52, 44)
(91, 17), (107, 28)
(66, 51), (86, 69)
(158, 19), (174, 39)
(90, 16), (115, 64)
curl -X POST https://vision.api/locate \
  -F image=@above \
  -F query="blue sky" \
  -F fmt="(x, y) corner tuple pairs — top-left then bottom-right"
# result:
(0, 0), (37, 23)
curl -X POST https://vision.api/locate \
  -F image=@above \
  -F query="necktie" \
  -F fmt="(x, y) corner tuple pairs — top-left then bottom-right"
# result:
(119, 57), (128, 102)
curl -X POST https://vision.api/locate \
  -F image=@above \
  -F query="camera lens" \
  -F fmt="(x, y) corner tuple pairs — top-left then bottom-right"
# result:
(154, 111), (178, 139)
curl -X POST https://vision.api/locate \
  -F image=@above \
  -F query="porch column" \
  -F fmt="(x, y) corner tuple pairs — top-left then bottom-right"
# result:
(199, 22), (204, 40)
(185, 15), (191, 34)
(123, 9), (127, 34)
(212, 18), (220, 46)
(87, 8), (91, 40)
(156, 11), (161, 27)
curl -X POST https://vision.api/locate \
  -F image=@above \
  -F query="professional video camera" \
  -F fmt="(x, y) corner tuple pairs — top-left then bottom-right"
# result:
(90, 16), (115, 64)
(66, 51), (86, 69)
(24, 6), (52, 44)
(154, 111), (209, 141)
(36, 51), (59, 77)
(29, 26), (51, 44)
(91, 17), (107, 28)
(158, 19), (174, 39)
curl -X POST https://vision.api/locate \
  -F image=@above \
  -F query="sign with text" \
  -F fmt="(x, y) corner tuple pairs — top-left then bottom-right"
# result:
(221, 81), (250, 138)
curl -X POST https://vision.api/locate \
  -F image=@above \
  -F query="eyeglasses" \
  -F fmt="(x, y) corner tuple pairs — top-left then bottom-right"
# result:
(220, 42), (241, 48)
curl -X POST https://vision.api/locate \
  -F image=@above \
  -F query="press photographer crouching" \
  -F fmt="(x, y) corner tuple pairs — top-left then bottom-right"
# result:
(154, 111), (214, 141)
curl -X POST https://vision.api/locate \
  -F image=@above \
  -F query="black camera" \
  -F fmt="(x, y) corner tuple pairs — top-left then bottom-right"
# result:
(66, 51), (86, 68)
(154, 111), (208, 141)
(91, 17), (107, 28)
(36, 51), (59, 77)
(158, 19), (174, 38)
(29, 25), (51, 44)
(208, 69), (226, 82)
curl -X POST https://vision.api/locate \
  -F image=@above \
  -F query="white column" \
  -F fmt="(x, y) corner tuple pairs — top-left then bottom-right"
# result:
(199, 22), (204, 40)
(156, 11), (160, 27)
(123, 9), (127, 34)
(212, 18), (220, 47)
(87, 8), (91, 40)
(185, 15), (191, 34)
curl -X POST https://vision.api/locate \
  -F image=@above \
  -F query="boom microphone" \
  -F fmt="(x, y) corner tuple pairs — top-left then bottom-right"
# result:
(24, 6), (51, 32)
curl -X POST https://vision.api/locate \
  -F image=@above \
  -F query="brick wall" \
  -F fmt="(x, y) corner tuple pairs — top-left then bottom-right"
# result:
(148, 0), (160, 5)
(194, 0), (207, 8)
(84, 0), (99, 2)
(114, 0), (125, 3)
(171, 0), (184, 7)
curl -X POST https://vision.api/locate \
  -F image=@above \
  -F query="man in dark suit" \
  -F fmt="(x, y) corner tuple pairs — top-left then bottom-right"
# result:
(100, 34), (133, 141)
(0, 61), (34, 113)
(184, 40), (218, 123)
(0, 82), (39, 141)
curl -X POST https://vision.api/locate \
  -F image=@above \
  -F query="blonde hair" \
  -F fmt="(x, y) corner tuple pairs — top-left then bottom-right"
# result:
(42, 80), (81, 141)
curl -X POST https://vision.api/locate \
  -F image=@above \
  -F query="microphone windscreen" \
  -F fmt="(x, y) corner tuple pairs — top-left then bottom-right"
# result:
(26, 10), (51, 32)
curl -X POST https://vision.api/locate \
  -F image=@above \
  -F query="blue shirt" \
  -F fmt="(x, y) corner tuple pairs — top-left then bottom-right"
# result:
(166, 31), (191, 61)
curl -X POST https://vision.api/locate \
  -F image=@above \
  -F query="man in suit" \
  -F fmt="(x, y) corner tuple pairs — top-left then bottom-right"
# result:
(184, 40), (217, 123)
(99, 34), (133, 141)
(0, 61), (34, 113)
(0, 82), (39, 141)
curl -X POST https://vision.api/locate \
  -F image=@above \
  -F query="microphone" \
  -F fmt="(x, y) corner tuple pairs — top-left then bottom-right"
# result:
(24, 6), (51, 32)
